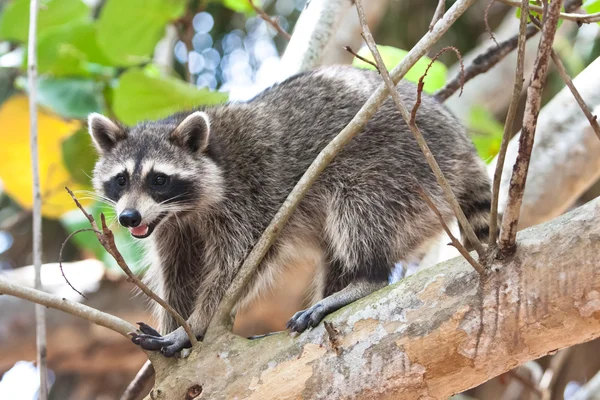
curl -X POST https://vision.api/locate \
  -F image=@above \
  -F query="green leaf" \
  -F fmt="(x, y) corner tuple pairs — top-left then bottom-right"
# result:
(352, 45), (447, 93)
(61, 128), (97, 187)
(583, 0), (600, 14)
(468, 106), (504, 163)
(222, 0), (257, 13)
(0, 0), (89, 42)
(96, 0), (187, 66)
(37, 78), (105, 119)
(113, 68), (228, 125)
(37, 22), (115, 76)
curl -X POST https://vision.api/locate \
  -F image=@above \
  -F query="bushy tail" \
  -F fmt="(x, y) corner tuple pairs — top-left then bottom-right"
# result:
(459, 181), (492, 251)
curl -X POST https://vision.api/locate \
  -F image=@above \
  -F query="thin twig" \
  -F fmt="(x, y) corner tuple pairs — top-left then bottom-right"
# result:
(429, 0), (446, 31)
(64, 187), (198, 346)
(204, 0), (480, 341)
(343, 45), (379, 71)
(489, 0), (529, 246)
(550, 50), (600, 139)
(0, 276), (137, 338)
(121, 360), (154, 400)
(27, 0), (48, 397)
(539, 348), (573, 400)
(58, 228), (101, 300)
(411, 46), (464, 124)
(356, 0), (487, 262)
(484, 0), (500, 47)
(498, 0), (600, 23)
(417, 187), (485, 274)
(248, 0), (291, 40)
(507, 369), (544, 398)
(498, 0), (564, 256)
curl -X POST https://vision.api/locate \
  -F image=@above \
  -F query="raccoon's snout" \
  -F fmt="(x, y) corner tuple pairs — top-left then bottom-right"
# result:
(119, 209), (142, 228)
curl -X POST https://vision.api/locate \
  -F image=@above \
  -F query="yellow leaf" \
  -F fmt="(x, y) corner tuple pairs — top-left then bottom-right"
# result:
(0, 95), (88, 219)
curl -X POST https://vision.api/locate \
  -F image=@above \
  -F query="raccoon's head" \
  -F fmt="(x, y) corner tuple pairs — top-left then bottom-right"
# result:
(87, 111), (223, 239)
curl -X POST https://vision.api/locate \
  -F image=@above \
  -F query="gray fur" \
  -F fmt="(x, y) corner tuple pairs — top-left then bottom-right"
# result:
(89, 65), (491, 355)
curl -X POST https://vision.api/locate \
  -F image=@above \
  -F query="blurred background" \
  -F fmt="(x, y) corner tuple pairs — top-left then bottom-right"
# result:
(0, 0), (599, 399)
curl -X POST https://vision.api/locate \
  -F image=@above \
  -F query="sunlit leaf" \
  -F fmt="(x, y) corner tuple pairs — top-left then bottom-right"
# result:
(583, 0), (600, 25)
(0, 0), (89, 42)
(37, 78), (105, 119)
(222, 0), (258, 13)
(96, 0), (187, 66)
(113, 68), (228, 125)
(352, 45), (447, 93)
(468, 105), (504, 163)
(0, 95), (85, 218)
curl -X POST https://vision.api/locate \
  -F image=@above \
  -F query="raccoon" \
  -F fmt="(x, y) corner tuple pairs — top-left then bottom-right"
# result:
(88, 66), (491, 356)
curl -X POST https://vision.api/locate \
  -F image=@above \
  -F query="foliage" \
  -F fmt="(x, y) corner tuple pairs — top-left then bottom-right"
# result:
(468, 106), (504, 163)
(352, 45), (447, 93)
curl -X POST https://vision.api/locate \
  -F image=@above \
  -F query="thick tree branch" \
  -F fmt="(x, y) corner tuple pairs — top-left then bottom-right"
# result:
(27, 0), (48, 397)
(490, 0), (529, 246)
(205, 0), (479, 340)
(499, 0), (564, 255)
(356, 1), (486, 261)
(147, 196), (600, 399)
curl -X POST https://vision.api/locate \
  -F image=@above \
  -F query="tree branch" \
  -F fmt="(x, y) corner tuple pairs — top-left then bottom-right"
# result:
(429, 0), (446, 31)
(204, 0), (480, 340)
(248, 0), (291, 40)
(356, 0), (486, 262)
(65, 187), (198, 346)
(0, 276), (137, 338)
(497, 0), (600, 23)
(499, 0), (564, 256)
(489, 0), (529, 246)
(27, 0), (48, 397)
(147, 196), (600, 399)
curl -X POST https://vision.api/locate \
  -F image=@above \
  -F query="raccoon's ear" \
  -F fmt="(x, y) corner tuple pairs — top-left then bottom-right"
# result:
(88, 113), (126, 154)
(170, 111), (210, 153)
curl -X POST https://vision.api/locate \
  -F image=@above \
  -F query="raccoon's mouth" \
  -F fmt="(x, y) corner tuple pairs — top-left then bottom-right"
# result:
(129, 214), (167, 239)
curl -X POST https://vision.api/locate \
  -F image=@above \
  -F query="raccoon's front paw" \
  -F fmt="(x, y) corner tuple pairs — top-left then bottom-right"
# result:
(130, 323), (192, 357)
(286, 303), (326, 333)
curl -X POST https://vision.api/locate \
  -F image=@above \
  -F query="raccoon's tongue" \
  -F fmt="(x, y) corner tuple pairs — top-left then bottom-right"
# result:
(129, 224), (149, 237)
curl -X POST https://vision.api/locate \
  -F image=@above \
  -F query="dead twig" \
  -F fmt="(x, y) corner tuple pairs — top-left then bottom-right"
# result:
(58, 228), (101, 300)
(429, 0), (446, 31)
(121, 360), (155, 400)
(204, 0), (479, 340)
(417, 186), (485, 274)
(411, 46), (463, 125)
(484, 0), (500, 47)
(539, 348), (572, 400)
(498, 0), (564, 256)
(343, 45), (379, 71)
(65, 186), (198, 346)
(497, 0), (600, 23)
(323, 321), (342, 355)
(356, 0), (487, 264)
(248, 0), (291, 40)
(489, 0), (529, 246)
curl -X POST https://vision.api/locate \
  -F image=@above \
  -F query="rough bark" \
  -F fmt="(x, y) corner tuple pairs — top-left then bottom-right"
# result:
(145, 196), (600, 400)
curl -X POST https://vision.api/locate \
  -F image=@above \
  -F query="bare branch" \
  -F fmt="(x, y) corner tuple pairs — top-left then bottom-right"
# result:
(27, 0), (48, 396)
(417, 186), (486, 274)
(499, 0), (564, 255)
(64, 187), (198, 346)
(550, 50), (600, 139)
(356, 0), (487, 260)
(204, 0), (480, 340)
(58, 228), (100, 300)
(539, 348), (572, 400)
(489, 0), (529, 246)
(429, 0), (446, 31)
(343, 45), (379, 71)
(0, 276), (137, 338)
(248, 0), (291, 40)
(484, 0), (500, 47)
(122, 360), (154, 400)
(498, 0), (600, 23)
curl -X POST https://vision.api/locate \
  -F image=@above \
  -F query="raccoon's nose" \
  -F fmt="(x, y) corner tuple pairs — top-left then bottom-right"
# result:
(119, 209), (142, 228)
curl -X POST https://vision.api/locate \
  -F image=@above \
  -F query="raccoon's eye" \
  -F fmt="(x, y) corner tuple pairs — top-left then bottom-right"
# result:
(116, 174), (126, 186)
(153, 174), (168, 186)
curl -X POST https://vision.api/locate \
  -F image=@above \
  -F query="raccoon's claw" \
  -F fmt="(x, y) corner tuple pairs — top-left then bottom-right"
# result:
(286, 303), (326, 333)
(130, 325), (192, 357)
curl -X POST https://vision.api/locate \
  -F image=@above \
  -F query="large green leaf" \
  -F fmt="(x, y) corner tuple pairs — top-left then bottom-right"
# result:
(468, 106), (504, 163)
(96, 0), (187, 66)
(583, 0), (600, 15)
(37, 22), (115, 76)
(61, 128), (97, 187)
(37, 78), (105, 119)
(0, 0), (89, 42)
(352, 45), (447, 93)
(113, 68), (228, 125)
